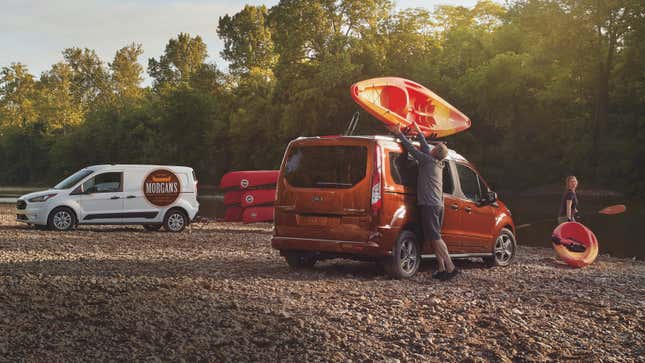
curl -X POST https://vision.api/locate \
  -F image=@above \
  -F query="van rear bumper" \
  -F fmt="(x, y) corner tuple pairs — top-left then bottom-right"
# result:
(271, 236), (384, 257)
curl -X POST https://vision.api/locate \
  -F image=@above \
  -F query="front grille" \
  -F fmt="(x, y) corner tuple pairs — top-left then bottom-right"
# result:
(16, 200), (27, 210)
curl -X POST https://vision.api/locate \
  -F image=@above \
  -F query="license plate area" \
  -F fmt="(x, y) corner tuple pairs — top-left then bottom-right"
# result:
(297, 215), (341, 226)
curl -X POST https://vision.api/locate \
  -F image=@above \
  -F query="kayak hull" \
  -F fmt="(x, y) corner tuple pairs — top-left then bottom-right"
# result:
(351, 77), (471, 138)
(551, 222), (599, 268)
(242, 206), (274, 223)
(223, 190), (243, 206)
(224, 206), (243, 222)
(241, 189), (276, 207)
(220, 170), (279, 190)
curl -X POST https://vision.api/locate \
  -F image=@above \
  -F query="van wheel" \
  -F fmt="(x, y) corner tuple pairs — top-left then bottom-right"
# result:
(384, 230), (421, 279)
(47, 207), (76, 231)
(484, 228), (516, 267)
(163, 209), (187, 232)
(284, 252), (317, 269)
(143, 224), (162, 231)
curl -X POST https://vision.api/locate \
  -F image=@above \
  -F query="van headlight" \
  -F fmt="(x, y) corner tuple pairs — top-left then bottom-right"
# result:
(29, 194), (57, 202)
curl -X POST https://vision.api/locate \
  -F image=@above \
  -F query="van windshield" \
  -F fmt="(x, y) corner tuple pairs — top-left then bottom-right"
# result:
(285, 145), (367, 188)
(53, 169), (94, 190)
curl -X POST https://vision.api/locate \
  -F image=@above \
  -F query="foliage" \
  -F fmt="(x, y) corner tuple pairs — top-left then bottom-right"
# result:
(0, 0), (643, 198)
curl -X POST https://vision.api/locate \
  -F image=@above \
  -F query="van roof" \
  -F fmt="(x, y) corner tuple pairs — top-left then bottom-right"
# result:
(84, 164), (195, 173)
(293, 135), (468, 162)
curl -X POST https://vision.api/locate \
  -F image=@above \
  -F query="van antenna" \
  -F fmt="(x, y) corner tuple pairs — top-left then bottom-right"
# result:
(345, 111), (360, 136)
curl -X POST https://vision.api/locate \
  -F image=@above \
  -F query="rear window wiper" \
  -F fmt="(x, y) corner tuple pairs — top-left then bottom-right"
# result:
(315, 182), (353, 187)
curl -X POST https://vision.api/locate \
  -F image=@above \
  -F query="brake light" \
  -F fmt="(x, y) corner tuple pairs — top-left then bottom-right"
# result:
(371, 144), (383, 217)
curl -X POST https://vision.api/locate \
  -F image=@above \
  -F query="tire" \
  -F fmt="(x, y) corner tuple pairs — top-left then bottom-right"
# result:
(143, 224), (162, 231)
(163, 209), (188, 232)
(384, 230), (421, 279)
(284, 251), (317, 269)
(484, 228), (516, 267)
(47, 207), (76, 231)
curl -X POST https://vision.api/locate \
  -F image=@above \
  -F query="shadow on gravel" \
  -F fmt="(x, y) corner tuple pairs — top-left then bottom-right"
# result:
(0, 225), (145, 233)
(1, 224), (274, 235)
(0, 255), (496, 283)
(536, 256), (577, 270)
(190, 228), (274, 235)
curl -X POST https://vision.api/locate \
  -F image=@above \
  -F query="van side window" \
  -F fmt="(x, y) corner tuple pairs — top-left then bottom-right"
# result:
(390, 152), (417, 186)
(456, 164), (482, 201)
(82, 172), (122, 193)
(389, 152), (454, 194)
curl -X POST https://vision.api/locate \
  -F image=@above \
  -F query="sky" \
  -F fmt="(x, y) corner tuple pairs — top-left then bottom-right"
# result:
(0, 0), (481, 81)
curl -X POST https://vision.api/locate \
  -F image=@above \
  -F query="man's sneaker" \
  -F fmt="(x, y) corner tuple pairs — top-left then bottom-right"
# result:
(440, 268), (460, 281)
(432, 271), (446, 279)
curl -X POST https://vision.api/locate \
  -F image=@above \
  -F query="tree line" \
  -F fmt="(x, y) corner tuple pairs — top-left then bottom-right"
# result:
(1, 0), (643, 197)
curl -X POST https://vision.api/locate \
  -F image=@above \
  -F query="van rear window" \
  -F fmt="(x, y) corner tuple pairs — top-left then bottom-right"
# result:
(285, 146), (367, 188)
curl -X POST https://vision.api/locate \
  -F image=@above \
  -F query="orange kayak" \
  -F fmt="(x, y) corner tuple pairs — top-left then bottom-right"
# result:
(551, 222), (599, 268)
(351, 77), (471, 137)
(242, 206), (274, 223)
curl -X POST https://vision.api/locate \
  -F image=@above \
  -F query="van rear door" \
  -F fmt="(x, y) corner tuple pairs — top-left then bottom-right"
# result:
(275, 138), (373, 242)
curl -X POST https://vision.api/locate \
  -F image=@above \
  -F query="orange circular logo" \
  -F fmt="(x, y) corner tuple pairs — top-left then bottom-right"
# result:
(143, 170), (181, 206)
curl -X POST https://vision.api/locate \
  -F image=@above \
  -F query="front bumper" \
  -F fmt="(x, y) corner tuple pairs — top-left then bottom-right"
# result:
(15, 203), (48, 225)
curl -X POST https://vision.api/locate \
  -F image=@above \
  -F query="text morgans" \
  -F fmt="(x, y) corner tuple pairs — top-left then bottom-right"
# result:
(145, 182), (179, 194)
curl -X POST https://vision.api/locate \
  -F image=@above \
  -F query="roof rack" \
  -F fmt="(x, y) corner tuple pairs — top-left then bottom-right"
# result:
(344, 111), (360, 136)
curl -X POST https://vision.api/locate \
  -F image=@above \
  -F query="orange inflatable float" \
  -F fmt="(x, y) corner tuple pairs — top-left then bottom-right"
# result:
(551, 222), (599, 268)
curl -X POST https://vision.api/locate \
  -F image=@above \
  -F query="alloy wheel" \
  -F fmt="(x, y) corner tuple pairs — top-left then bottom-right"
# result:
(494, 233), (514, 264)
(167, 213), (185, 231)
(53, 210), (72, 230)
(400, 238), (419, 274)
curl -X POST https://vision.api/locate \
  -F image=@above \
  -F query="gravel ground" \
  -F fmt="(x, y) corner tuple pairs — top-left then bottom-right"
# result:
(0, 205), (643, 362)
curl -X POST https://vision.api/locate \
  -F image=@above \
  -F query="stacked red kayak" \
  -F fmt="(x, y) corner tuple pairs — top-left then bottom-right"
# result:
(220, 170), (278, 223)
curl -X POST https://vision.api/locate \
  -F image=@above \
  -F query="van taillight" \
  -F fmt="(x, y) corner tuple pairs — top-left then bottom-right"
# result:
(371, 144), (383, 217)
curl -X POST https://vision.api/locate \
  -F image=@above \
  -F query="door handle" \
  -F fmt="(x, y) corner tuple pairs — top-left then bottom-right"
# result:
(464, 207), (472, 213)
(110, 196), (120, 200)
(450, 203), (459, 210)
(126, 195), (136, 199)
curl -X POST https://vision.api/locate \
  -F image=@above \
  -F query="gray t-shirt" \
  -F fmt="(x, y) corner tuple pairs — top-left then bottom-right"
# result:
(398, 132), (444, 206)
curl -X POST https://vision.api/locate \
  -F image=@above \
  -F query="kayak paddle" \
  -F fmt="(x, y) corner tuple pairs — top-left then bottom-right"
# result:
(516, 204), (626, 230)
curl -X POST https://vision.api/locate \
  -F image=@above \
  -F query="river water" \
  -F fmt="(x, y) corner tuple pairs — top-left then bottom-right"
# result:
(2, 191), (642, 259)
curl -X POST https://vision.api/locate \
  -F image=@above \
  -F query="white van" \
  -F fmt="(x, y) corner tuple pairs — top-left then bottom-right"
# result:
(15, 164), (199, 232)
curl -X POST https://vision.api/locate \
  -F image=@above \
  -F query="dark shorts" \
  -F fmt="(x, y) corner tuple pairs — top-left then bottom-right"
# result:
(420, 205), (444, 241)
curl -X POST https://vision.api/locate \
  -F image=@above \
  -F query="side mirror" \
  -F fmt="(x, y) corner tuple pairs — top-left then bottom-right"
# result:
(487, 191), (497, 203)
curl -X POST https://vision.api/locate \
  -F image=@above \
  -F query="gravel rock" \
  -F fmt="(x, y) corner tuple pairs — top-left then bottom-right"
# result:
(0, 206), (643, 361)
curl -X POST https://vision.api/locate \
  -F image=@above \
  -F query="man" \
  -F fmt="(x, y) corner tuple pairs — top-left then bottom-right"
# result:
(392, 123), (458, 280)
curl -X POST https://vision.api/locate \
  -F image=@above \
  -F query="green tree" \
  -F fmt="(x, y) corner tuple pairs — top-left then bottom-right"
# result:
(148, 33), (208, 88)
(37, 62), (85, 133)
(218, 5), (277, 76)
(0, 63), (39, 131)
(110, 43), (145, 100)
(61, 47), (111, 107)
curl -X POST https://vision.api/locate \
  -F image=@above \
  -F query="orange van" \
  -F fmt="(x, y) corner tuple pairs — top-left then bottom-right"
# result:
(271, 135), (516, 278)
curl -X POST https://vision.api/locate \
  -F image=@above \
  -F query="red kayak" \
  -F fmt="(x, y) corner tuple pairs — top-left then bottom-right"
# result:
(223, 190), (243, 206)
(551, 222), (599, 268)
(351, 77), (471, 138)
(224, 206), (243, 222)
(241, 189), (276, 207)
(242, 206), (274, 223)
(219, 170), (279, 190)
